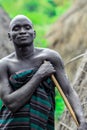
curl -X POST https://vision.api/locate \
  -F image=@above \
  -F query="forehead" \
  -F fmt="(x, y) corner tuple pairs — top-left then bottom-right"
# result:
(9, 17), (33, 30)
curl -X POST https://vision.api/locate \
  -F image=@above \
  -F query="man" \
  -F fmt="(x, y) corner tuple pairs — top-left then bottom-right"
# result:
(0, 15), (87, 130)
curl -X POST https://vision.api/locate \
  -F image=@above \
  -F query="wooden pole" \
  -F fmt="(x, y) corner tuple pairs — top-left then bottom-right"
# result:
(51, 74), (79, 127)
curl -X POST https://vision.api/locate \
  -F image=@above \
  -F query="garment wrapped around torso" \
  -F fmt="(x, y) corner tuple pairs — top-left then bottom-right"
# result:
(0, 69), (55, 130)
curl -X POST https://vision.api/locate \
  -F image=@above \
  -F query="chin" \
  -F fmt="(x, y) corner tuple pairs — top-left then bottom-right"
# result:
(17, 42), (32, 47)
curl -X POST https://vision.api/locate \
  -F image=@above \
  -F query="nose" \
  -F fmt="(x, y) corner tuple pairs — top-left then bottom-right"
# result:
(19, 27), (26, 34)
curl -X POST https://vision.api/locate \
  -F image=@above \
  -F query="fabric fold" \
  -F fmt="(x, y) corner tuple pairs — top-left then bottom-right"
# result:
(0, 69), (55, 130)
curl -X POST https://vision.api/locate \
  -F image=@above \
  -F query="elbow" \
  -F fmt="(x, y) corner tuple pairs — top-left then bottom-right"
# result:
(2, 96), (18, 113)
(7, 103), (19, 113)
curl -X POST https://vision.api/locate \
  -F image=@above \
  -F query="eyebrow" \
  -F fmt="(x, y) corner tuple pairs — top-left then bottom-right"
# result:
(24, 24), (32, 27)
(12, 24), (20, 30)
(12, 23), (32, 30)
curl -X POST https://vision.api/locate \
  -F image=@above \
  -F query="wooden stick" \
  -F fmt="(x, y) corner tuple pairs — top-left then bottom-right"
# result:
(51, 74), (79, 127)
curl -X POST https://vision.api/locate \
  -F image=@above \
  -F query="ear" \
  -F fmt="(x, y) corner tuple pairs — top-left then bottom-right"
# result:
(8, 32), (12, 41)
(33, 30), (36, 39)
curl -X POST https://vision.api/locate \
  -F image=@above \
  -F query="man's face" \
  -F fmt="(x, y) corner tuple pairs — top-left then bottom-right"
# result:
(9, 17), (35, 47)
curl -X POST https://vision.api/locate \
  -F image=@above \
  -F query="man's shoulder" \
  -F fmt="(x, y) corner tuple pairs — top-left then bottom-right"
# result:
(0, 52), (15, 67)
(35, 47), (62, 63)
(35, 47), (59, 56)
(41, 47), (61, 59)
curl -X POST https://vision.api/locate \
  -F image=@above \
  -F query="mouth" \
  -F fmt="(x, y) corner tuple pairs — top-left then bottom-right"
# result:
(18, 36), (28, 40)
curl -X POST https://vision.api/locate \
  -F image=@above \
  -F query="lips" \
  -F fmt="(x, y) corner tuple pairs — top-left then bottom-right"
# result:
(18, 36), (29, 40)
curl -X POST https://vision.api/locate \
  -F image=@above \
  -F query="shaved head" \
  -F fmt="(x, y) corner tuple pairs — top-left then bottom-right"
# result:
(9, 15), (33, 30)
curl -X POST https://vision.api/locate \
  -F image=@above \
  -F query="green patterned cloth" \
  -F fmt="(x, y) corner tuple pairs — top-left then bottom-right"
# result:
(0, 69), (55, 130)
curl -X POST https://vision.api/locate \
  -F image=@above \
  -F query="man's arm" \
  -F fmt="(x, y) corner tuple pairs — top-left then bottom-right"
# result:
(0, 61), (55, 113)
(49, 51), (85, 125)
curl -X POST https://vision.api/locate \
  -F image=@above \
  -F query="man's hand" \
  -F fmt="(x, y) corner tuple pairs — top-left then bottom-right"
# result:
(78, 122), (87, 130)
(37, 61), (55, 79)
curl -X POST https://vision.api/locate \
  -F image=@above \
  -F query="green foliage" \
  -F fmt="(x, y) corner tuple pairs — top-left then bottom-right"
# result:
(55, 88), (65, 120)
(44, 4), (56, 17)
(0, 0), (73, 25)
(25, 0), (39, 12)
(0, 99), (2, 110)
(0, 0), (73, 120)
(34, 25), (49, 47)
(48, 0), (57, 7)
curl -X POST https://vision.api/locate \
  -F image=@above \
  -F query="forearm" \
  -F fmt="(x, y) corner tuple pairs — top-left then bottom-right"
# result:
(4, 72), (42, 112)
(1, 61), (55, 112)
(67, 89), (85, 124)
(55, 70), (85, 124)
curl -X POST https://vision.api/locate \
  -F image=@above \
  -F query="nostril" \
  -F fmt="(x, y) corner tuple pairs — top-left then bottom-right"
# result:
(20, 32), (26, 34)
(19, 30), (26, 34)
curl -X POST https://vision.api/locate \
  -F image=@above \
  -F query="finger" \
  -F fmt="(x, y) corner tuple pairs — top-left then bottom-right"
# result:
(44, 60), (53, 65)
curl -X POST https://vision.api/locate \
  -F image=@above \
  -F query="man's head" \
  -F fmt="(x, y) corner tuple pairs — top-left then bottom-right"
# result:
(8, 15), (36, 47)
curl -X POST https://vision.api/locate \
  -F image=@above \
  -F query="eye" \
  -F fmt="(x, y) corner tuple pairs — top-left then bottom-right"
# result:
(13, 26), (20, 31)
(25, 25), (31, 30)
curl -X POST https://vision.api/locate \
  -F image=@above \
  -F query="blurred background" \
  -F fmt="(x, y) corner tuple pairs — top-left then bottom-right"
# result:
(0, 0), (87, 129)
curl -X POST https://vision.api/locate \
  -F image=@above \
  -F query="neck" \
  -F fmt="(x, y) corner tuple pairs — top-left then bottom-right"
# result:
(14, 44), (35, 60)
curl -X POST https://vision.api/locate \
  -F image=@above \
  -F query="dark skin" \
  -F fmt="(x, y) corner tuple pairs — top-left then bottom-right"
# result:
(0, 15), (87, 130)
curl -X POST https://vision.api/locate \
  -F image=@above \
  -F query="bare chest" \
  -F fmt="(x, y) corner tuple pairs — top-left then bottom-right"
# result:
(7, 57), (46, 77)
